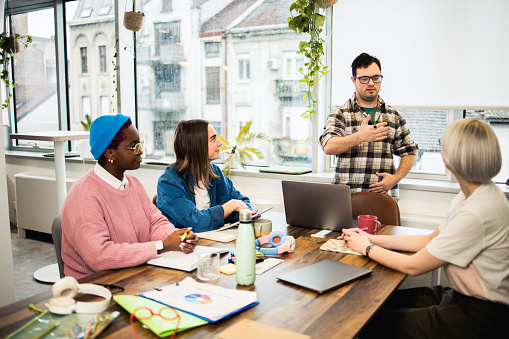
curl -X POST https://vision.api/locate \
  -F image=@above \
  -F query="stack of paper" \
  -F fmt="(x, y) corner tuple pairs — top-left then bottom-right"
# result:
(147, 246), (228, 271)
(141, 277), (258, 323)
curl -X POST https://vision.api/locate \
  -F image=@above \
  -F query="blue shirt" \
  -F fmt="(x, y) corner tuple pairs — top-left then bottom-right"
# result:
(156, 163), (252, 232)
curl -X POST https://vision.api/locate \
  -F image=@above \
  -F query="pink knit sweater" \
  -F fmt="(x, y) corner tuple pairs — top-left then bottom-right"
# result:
(61, 169), (176, 279)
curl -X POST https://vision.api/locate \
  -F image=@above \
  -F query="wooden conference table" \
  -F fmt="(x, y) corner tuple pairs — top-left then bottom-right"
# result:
(0, 212), (431, 339)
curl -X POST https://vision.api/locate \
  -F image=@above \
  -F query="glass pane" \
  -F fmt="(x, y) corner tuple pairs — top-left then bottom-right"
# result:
(136, 0), (311, 167)
(10, 9), (58, 148)
(66, 0), (116, 138)
(465, 110), (509, 184)
(397, 109), (447, 175)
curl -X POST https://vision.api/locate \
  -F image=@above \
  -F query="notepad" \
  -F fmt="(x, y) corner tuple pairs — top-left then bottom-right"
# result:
(147, 246), (228, 271)
(197, 229), (237, 242)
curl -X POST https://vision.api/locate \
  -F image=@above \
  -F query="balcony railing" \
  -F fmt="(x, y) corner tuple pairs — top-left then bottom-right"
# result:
(274, 80), (306, 100)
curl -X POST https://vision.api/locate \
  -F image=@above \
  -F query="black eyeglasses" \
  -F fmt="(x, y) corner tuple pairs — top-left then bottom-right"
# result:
(354, 75), (383, 84)
(114, 142), (143, 155)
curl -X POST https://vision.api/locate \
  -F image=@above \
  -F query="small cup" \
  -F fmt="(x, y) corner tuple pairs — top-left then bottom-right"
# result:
(358, 215), (381, 235)
(254, 219), (272, 237)
(197, 252), (220, 281)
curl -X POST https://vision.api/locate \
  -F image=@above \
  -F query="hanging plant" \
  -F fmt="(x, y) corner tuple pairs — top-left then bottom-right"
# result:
(218, 121), (271, 178)
(287, 0), (336, 119)
(0, 33), (32, 109)
(124, 0), (144, 32)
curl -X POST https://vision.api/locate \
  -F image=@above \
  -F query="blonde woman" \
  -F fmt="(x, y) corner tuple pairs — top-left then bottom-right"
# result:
(343, 118), (509, 338)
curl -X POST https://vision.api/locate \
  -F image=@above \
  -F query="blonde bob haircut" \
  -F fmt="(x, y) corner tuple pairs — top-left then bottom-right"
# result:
(440, 118), (501, 184)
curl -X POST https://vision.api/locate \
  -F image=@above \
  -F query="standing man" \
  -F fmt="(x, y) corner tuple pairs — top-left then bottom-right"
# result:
(319, 53), (418, 200)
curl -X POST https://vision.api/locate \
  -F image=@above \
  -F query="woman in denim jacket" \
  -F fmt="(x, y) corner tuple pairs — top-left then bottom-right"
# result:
(157, 119), (257, 232)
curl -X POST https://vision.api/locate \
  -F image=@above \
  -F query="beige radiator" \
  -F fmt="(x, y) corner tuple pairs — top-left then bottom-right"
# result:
(15, 173), (76, 234)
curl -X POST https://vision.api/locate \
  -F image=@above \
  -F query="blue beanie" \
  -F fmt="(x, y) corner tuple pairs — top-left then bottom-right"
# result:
(89, 114), (131, 160)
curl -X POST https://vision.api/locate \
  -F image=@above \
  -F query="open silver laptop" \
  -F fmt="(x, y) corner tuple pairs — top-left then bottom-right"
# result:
(282, 180), (357, 231)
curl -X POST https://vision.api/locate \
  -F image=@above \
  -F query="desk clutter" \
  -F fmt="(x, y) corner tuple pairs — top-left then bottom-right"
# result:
(6, 310), (119, 339)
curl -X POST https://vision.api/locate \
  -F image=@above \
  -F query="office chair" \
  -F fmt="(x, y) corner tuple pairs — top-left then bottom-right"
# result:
(51, 215), (65, 278)
(351, 192), (401, 226)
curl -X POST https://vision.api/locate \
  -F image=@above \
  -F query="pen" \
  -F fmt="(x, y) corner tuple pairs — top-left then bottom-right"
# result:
(34, 322), (59, 339)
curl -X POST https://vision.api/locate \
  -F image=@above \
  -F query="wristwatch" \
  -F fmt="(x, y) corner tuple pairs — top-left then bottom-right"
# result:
(365, 244), (375, 259)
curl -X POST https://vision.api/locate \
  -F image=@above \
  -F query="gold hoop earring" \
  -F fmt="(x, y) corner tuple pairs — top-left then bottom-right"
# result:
(108, 158), (114, 165)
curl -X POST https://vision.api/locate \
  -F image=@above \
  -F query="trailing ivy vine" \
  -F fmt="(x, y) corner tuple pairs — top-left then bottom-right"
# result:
(288, 0), (329, 119)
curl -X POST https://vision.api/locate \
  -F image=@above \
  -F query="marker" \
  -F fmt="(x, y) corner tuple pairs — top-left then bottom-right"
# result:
(181, 232), (188, 242)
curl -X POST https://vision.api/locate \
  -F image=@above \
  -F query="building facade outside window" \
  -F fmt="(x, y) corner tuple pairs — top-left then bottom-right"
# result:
(99, 45), (106, 73)
(205, 67), (220, 104)
(236, 54), (251, 83)
(205, 41), (220, 58)
(80, 47), (88, 74)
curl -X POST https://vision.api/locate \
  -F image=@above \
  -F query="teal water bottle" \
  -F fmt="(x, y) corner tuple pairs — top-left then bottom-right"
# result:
(235, 209), (256, 285)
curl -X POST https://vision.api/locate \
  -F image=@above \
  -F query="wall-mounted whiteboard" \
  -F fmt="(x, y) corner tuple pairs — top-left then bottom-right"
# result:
(331, 0), (509, 108)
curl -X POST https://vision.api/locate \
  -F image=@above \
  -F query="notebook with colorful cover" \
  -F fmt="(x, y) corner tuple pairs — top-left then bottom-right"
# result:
(113, 295), (208, 337)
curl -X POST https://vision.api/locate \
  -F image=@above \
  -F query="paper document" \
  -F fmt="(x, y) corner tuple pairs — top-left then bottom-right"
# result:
(147, 246), (229, 271)
(141, 277), (258, 323)
(197, 229), (237, 242)
(320, 239), (362, 255)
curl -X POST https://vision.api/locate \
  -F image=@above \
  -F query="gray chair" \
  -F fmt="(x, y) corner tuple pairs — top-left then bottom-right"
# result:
(51, 215), (65, 278)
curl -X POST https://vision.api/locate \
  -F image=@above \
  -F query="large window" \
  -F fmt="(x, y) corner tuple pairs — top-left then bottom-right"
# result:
(8, 8), (58, 149)
(4, 0), (508, 185)
(135, 0), (311, 165)
(205, 67), (220, 104)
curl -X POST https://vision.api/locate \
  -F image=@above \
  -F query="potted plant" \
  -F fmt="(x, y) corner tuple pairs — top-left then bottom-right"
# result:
(287, 0), (337, 119)
(80, 113), (92, 131)
(124, 0), (144, 32)
(77, 113), (93, 159)
(0, 32), (32, 109)
(218, 121), (271, 178)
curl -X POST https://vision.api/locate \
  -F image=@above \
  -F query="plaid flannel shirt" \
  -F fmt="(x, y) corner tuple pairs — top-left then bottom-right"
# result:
(319, 93), (419, 200)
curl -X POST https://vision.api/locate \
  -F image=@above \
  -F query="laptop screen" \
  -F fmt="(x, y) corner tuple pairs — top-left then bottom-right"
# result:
(282, 180), (355, 231)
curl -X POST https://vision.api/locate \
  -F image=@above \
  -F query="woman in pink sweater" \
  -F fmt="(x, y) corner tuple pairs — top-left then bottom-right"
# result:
(61, 114), (197, 279)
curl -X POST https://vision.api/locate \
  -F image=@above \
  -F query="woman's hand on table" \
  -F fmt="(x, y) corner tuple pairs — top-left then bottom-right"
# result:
(162, 228), (198, 254)
(341, 228), (372, 255)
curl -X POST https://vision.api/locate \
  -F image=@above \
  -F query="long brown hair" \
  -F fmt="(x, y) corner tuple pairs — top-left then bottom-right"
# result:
(172, 119), (218, 193)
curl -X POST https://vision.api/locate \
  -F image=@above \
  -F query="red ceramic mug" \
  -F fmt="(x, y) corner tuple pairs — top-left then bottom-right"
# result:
(358, 215), (381, 234)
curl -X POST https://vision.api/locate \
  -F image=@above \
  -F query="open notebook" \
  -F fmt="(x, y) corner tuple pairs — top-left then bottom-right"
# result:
(147, 246), (228, 271)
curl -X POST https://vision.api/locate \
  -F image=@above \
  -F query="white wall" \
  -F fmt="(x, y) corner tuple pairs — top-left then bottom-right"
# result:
(0, 0), (16, 308)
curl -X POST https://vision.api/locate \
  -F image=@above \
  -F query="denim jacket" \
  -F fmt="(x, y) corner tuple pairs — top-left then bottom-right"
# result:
(156, 163), (252, 232)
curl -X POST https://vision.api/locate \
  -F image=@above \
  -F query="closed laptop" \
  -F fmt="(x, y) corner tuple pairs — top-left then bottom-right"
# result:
(276, 260), (372, 294)
(282, 180), (356, 231)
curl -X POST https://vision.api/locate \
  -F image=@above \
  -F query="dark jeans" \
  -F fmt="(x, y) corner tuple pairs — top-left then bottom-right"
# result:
(359, 286), (509, 339)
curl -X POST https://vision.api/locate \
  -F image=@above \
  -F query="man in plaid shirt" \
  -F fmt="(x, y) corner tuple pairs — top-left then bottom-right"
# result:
(319, 53), (418, 200)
